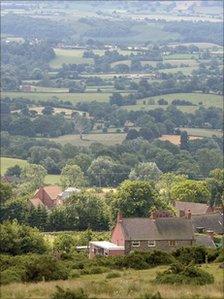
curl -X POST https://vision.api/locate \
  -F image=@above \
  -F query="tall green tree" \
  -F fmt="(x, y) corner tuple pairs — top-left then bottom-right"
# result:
(60, 164), (86, 188)
(171, 180), (211, 203)
(111, 180), (158, 218)
(129, 162), (162, 181)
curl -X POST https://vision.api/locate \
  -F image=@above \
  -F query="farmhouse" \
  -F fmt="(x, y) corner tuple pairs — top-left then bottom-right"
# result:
(90, 212), (196, 257)
(29, 185), (62, 209)
(111, 213), (195, 254)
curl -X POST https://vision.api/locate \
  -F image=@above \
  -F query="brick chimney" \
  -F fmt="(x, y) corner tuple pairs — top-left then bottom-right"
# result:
(186, 209), (191, 219)
(117, 212), (123, 223)
(206, 230), (214, 241)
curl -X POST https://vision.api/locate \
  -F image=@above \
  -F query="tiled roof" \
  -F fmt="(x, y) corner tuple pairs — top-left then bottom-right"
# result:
(191, 213), (224, 234)
(121, 217), (194, 241)
(175, 201), (210, 215)
(43, 185), (62, 199)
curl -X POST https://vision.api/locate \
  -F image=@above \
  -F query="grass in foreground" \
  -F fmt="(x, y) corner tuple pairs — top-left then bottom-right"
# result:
(1, 263), (223, 299)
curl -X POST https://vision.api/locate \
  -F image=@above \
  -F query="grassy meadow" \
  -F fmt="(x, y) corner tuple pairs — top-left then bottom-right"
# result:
(124, 93), (223, 113)
(159, 134), (201, 145)
(1, 91), (113, 104)
(179, 128), (223, 138)
(1, 263), (223, 299)
(50, 132), (127, 146)
(0, 157), (60, 185)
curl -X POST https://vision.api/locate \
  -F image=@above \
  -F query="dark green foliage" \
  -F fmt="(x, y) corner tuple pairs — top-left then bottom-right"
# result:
(155, 262), (214, 285)
(173, 246), (208, 264)
(51, 286), (89, 299)
(105, 271), (121, 279)
(138, 292), (162, 299)
(23, 254), (69, 282)
(0, 221), (47, 255)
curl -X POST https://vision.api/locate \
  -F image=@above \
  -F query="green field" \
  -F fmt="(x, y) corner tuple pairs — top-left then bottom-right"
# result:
(1, 157), (60, 185)
(124, 92), (223, 113)
(1, 91), (114, 103)
(50, 132), (127, 146)
(50, 48), (94, 68)
(1, 263), (223, 299)
(158, 66), (197, 75)
(180, 128), (223, 138)
(164, 53), (199, 60)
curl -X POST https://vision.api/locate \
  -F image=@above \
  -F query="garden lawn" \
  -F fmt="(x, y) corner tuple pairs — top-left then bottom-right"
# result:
(1, 263), (223, 299)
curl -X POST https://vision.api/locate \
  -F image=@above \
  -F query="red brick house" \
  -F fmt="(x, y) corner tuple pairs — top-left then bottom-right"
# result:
(29, 185), (62, 209)
(111, 213), (195, 254)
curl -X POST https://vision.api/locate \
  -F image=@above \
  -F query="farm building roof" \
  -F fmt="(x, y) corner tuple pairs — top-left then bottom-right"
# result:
(120, 217), (194, 241)
(191, 213), (224, 234)
(90, 241), (124, 251)
(175, 201), (211, 215)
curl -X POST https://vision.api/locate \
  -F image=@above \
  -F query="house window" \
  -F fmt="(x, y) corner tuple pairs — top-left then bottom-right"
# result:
(148, 240), (156, 247)
(169, 240), (176, 246)
(132, 241), (140, 247)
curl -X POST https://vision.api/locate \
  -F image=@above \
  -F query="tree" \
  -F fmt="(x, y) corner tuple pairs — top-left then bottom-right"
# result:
(180, 131), (189, 150)
(28, 206), (48, 231)
(206, 169), (224, 206)
(87, 156), (129, 187)
(129, 162), (162, 181)
(42, 106), (54, 115)
(5, 165), (22, 177)
(126, 129), (139, 140)
(21, 164), (47, 191)
(0, 181), (13, 203)
(0, 221), (47, 255)
(111, 180), (158, 218)
(67, 192), (109, 231)
(60, 164), (86, 189)
(69, 153), (92, 173)
(171, 180), (211, 203)
(195, 149), (223, 177)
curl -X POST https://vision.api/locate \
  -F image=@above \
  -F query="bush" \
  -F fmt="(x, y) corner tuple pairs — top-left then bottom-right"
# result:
(69, 269), (80, 279)
(155, 262), (214, 285)
(23, 254), (69, 282)
(106, 271), (121, 279)
(0, 267), (25, 285)
(80, 266), (108, 275)
(173, 246), (207, 264)
(138, 292), (162, 299)
(51, 286), (88, 299)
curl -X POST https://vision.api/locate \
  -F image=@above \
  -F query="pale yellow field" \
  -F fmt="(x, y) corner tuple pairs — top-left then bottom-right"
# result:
(159, 134), (202, 145)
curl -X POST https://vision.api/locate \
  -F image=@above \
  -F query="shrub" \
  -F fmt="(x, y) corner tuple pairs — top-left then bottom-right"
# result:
(155, 262), (214, 285)
(80, 266), (108, 275)
(173, 246), (207, 264)
(106, 271), (121, 279)
(138, 292), (162, 299)
(0, 267), (25, 285)
(23, 254), (69, 282)
(51, 286), (88, 299)
(69, 269), (80, 279)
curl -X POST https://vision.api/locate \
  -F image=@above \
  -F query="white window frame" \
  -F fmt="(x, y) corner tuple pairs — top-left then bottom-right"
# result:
(169, 240), (176, 246)
(131, 241), (140, 247)
(148, 240), (156, 247)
